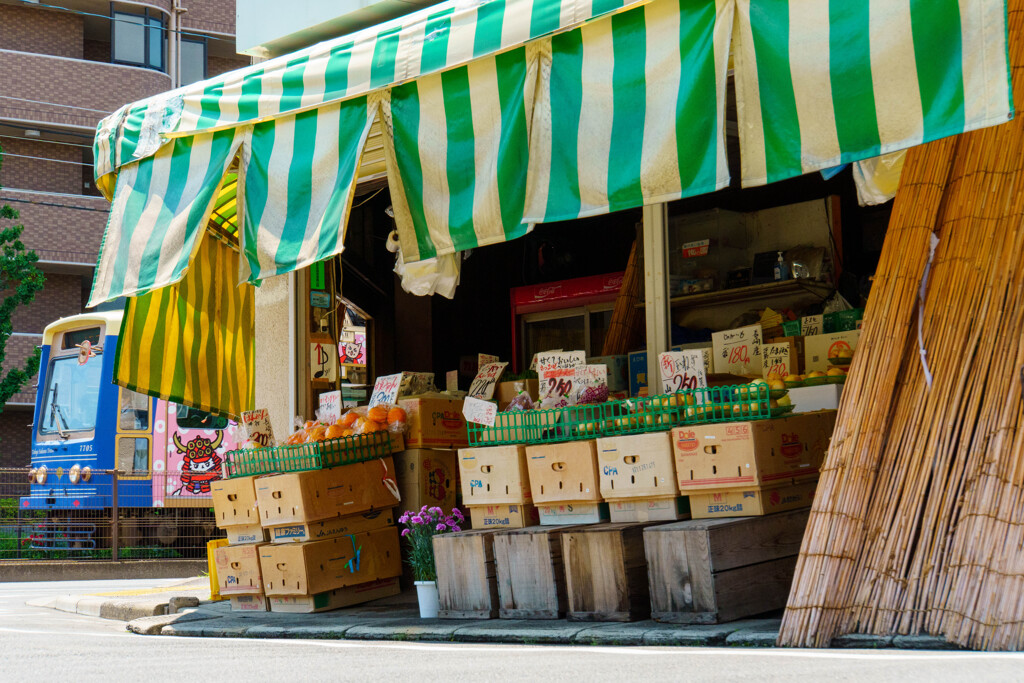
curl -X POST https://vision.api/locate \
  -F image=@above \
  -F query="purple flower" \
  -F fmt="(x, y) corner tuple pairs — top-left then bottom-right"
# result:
(411, 515), (423, 524)
(398, 514), (409, 524)
(450, 525), (461, 532)
(429, 506), (443, 515)
(436, 523), (446, 531)
(401, 528), (410, 537)
(452, 508), (464, 521)
(420, 505), (429, 513)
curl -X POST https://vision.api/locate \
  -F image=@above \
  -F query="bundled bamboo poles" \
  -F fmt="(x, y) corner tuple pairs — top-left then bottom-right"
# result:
(602, 238), (643, 356)
(779, 2), (1024, 650)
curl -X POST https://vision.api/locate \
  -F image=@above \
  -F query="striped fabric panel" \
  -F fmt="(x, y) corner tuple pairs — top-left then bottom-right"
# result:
(87, 128), (245, 308)
(237, 97), (375, 283)
(114, 235), (255, 420)
(383, 49), (534, 261)
(524, 0), (733, 223)
(94, 0), (647, 189)
(734, 0), (1012, 187)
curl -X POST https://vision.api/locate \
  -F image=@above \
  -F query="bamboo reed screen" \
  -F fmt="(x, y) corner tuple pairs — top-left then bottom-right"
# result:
(779, 3), (1024, 650)
(601, 238), (643, 356)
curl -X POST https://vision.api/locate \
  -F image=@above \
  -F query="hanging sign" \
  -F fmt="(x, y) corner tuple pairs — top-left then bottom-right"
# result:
(801, 315), (823, 337)
(309, 261), (326, 290)
(310, 291), (331, 308)
(241, 409), (276, 448)
(318, 390), (342, 423)
(463, 396), (498, 426)
(658, 350), (708, 394)
(573, 364), (609, 404)
(369, 373), (403, 407)
(468, 362), (507, 400)
(536, 350), (586, 404)
(310, 341), (338, 382)
(446, 370), (459, 393)
(712, 325), (763, 376)
(762, 343), (796, 380)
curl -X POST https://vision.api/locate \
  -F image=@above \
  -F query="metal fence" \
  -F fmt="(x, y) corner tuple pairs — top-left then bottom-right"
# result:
(0, 468), (222, 561)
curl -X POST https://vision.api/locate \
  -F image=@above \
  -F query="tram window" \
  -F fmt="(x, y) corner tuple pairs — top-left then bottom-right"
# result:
(39, 355), (102, 435)
(175, 405), (228, 430)
(118, 390), (150, 431)
(117, 437), (150, 473)
(61, 327), (101, 350)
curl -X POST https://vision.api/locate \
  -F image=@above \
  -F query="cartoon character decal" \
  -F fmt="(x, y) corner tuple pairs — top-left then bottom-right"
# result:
(173, 432), (224, 495)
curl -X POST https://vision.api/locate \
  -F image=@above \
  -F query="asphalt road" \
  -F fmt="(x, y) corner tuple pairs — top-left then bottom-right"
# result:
(3, 580), (1024, 682)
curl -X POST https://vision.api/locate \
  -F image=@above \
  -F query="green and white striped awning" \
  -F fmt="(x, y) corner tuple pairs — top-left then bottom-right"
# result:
(89, 0), (1012, 307)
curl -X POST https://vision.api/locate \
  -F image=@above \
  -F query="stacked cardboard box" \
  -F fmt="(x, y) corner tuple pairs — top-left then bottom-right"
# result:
(671, 411), (837, 519)
(596, 432), (687, 523)
(525, 440), (608, 525)
(253, 456), (404, 612)
(211, 476), (271, 610)
(458, 445), (538, 529)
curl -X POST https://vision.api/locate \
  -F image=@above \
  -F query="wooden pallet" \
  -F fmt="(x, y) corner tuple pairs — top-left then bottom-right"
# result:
(644, 509), (809, 624)
(493, 525), (579, 619)
(433, 529), (499, 619)
(561, 522), (652, 622)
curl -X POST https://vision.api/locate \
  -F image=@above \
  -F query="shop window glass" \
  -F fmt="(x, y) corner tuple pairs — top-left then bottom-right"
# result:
(180, 38), (206, 85)
(112, 10), (164, 71)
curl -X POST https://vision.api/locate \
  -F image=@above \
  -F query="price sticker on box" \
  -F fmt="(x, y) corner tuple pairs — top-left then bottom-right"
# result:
(318, 390), (342, 423)
(658, 350), (708, 394)
(536, 350), (586, 405)
(712, 325), (763, 375)
(369, 373), (403, 407)
(241, 409), (276, 448)
(467, 362), (508, 400)
(463, 396), (498, 426)
(761, 343), (794, 380)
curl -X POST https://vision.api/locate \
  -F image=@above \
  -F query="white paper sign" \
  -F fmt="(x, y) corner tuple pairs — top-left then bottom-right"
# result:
(241, 409), (276, 448)
(318, 391), (342, 423)
(478, 353), (499, 368)
(658, 351), (708, 393)
(310, 341), (338, 382)
(468, 362), (508, 400)
(762, 343), (794, 379)
(536, 350), (586, 404)
(463, 396), (498, 426)
(446, 370), (459, 392)
(712, 325), (764, 375)
(369, 373), (403, 407)
(573, 364), (609, 404)
(801, 315), (823, 337)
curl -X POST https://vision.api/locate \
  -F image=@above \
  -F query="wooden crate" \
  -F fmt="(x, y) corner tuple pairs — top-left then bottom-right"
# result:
(561, 522), (652, 622)
(493, 525), (579, 619)
(644, 508), (809, 624)
(433, 529), (499, 618)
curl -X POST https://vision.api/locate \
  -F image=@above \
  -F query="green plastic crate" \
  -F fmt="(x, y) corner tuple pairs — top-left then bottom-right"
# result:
(782, 319), (802, 336)
(823, 308), (864, 333)
(223, 430), (393, 478)
(466, 411), (540, 446)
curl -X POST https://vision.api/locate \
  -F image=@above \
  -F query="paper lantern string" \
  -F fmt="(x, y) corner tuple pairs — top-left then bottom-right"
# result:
(346, 534), (362, 574)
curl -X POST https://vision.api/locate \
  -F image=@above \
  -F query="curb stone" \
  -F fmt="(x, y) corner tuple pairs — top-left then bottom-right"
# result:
(571, 622), (651, 646)
(830, 633), (894, 649)
(641, 623), (741, 646)
(451, 619), (590, 645)
(127, 610), (217, 635)
(344, 618), (465, 642)
(724, 619), (783, 647)
(891, 634), (964, 651)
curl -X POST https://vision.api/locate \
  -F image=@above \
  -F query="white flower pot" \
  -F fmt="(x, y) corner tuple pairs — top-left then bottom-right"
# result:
(415, 580), (439, 618)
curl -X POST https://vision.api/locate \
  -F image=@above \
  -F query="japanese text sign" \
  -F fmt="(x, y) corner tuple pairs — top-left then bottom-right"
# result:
(712, 325), (763, 376)
(369, 373), (403, 407)
(318, 391), (342, 423)
(463, 396), (497, 426)
(658, 351), (708, 394)
(468, 362), (508, 400)
(241, 409), (276, 448)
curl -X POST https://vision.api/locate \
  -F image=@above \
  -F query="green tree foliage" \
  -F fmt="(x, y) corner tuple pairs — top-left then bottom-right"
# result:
(0, 143), (46, 412)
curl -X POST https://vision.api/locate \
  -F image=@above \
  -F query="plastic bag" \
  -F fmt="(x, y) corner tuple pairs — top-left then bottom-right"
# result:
(391, 230), (461, 299)
(853, 150), (905, 206)
(506, 383), (535, 412)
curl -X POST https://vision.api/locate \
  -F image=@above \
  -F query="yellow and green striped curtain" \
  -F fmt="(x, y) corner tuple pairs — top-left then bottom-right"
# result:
(113, 234), (255, 419)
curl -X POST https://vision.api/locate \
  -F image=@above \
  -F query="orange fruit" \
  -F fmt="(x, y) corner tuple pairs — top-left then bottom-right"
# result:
(387, 407), (407, 424)
(367, 406), (389, 423)
(304, 420), (316, 429)
(308, 426), (328, 442)
(286, 431), (304, 445)
(341, 428), (354, 437)
(362, 420), (382, 433)
(339, 412), (359, 427)
(325, 424), (345, 439)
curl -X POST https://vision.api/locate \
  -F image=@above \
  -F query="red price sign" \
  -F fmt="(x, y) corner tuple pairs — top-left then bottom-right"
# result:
(659, 351), (707, 394)
(369, 373), (403, 407)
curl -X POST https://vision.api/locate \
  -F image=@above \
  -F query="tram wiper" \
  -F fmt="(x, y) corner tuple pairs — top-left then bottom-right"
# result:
(50, 382), (70, 440)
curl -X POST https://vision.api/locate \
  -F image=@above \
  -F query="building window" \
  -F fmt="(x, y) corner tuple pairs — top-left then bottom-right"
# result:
(111, 7), (165, 72)
(180, 38), (207, 85)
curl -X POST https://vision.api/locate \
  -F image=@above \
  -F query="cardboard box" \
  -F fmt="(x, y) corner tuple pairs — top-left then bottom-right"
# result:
(394, 449), (457, 512)
(459, 444), (532, 505)
(789, 383), (843, 413)
(538, 501), (609, 525)
(399, 395), (469, 449)
(255, 456), (401, 527)
(672, 411), (837, 492)
(224, 524), (269, 546)
(468, 503), (539, 529)
(804, 330), (860, 372)
(689, 480), (818, 519)
(525, 440), (602, 505)
(214, 542), (268, 595)
(589, 355), (629, 393)
(596, 432), (677, 501)
(259, 526), (402, 596)
(266, 507), (394, 544)
(496, 379), (539, 411)
(229, 594), (270, 612)
(211, 476), (260, 530)
(268, 577), (401, 613)
(608, 496), (689, 523)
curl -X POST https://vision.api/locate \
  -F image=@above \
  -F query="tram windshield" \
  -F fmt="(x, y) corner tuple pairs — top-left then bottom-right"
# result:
(39, 354), (103, 435)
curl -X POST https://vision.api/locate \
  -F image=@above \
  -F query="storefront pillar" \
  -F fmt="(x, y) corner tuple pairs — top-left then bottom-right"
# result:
(253, 272), (305, 439)
(643, 202), (671, 390)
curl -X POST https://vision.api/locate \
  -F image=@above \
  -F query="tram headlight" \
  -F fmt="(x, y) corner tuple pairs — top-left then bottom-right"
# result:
(68, 464), (81, 485)
(28, 468), (36, 483)
(81, 466), (92, 483)
(34, 466), (47, 485)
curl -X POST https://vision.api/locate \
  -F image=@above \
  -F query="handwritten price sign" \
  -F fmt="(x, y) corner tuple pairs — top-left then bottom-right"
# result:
(446, 369), (459, 392)
(536, 351), (586, 404)
(369, 373), (403, 407)
(468, 362), (508, 400)
(712, 324), (763, 376)
(658, 351), (708, 394)
(241, 409), (276, 448)
(801, 315), (823, 337)
(761, 343), (794, 380)
(318, 390), (342, 423)
(573, 364), (609, 404)
(463, 396), (498, 426)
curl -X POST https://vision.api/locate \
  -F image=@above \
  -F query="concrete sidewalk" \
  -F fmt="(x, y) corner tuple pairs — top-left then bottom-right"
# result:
(27, 577), (962, 650)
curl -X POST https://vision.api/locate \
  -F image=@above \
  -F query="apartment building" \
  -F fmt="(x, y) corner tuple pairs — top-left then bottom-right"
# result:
(0, 0), (248, 466)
